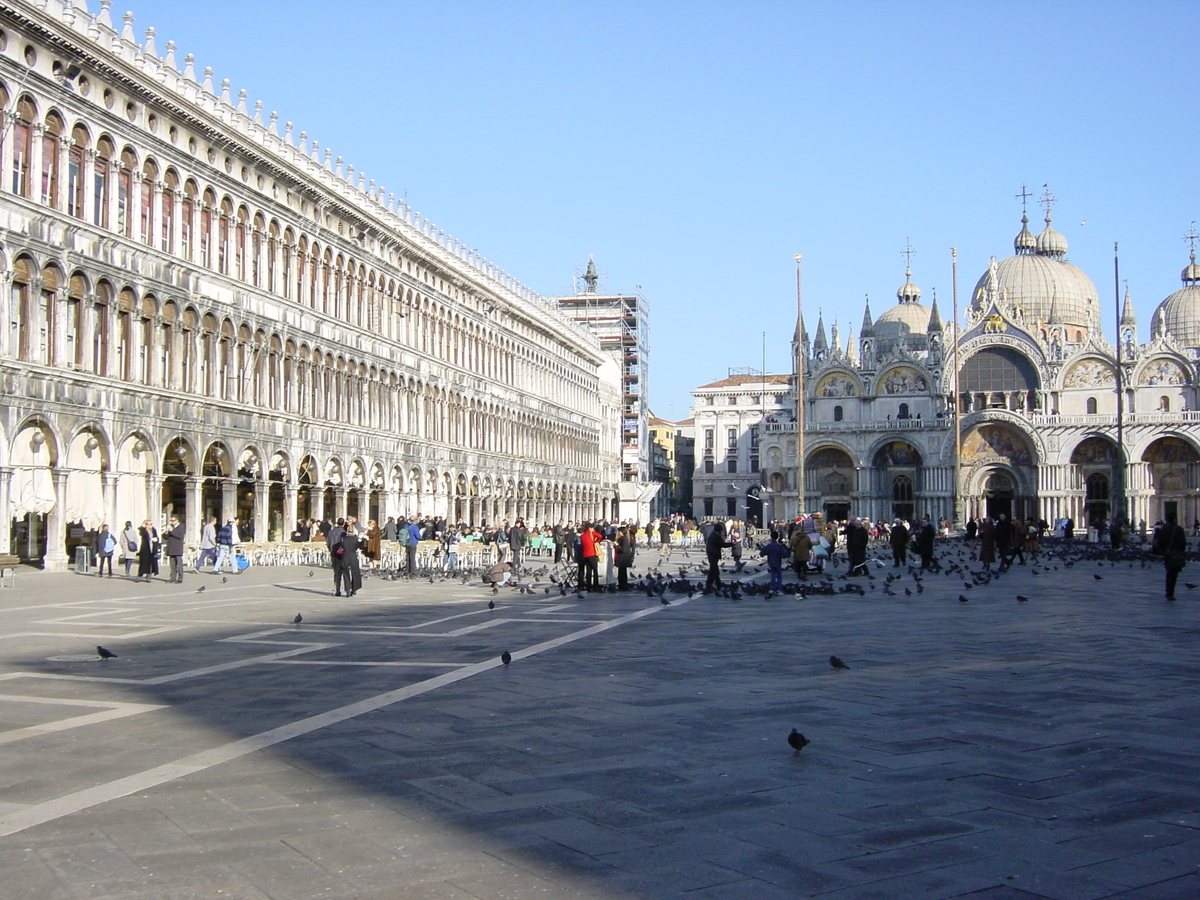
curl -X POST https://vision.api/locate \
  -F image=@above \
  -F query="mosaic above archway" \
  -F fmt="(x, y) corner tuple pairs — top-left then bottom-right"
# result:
(816, 372), (858, 397)
(1142, 437), (1200, 463)
(1070, 436), (1118, 465)
(880, 367), (928, 394)
(1138, 359), (1189, 386)
(961, 425), (1033, 466)
(1063, 359), (1115, 388)
(873, 441), (922, 466)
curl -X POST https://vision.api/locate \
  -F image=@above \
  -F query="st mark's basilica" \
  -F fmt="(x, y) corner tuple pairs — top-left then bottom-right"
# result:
(753, 204), (1200, 532)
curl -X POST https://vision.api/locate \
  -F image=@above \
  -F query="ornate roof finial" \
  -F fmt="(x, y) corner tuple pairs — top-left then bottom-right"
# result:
(163, 40), (176, 70)
(1040, 183), (1057, 224)
(902, 237), (916, 276)
(143, 27), (157, 58)
(1015, 183), (1032, 216)
(1182, 222), (1200, 284)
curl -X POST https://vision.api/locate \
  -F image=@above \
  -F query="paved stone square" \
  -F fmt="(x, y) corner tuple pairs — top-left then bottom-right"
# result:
(0, 542), (1197, 899)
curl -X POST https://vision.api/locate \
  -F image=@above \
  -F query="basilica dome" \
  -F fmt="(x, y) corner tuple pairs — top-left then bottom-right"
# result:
(969, 214), (1100, 331)
(874, 268), (932, 351)
(1151, 251), (1200, 347)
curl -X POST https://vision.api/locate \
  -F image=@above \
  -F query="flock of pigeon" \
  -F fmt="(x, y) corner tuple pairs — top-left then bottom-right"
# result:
(94, 534), (1186, 757)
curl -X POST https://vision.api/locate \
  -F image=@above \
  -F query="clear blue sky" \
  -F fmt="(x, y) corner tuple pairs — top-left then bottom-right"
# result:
(118, 0), (1199, 420)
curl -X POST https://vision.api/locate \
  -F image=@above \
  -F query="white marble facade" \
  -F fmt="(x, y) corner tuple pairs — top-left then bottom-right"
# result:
(752, 211), (1200, 531)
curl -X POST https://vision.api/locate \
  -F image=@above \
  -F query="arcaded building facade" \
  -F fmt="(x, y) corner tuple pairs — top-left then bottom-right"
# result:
(1, 1), (615, 567)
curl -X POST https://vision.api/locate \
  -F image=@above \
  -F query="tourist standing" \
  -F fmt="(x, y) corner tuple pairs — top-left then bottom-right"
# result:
(615, 525), (635, 591)
(889, 518), (909, 568)
(93, 524), (116, 577)
(120, 521), (139, 576)
(1153, 511), (1188, 601)
(136, 519), (159, 582)
(164, 515), (186, 584)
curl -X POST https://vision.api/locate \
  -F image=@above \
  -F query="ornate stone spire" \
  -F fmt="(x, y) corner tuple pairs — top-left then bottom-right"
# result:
(1120, 284), (1137, 327)
(813, 313), (828, 353)
(860, 298), (874, 337)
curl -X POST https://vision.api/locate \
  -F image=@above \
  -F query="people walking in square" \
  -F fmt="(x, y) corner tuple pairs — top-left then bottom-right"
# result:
(213, 519), (236, 574)
(846, 517), (869, 576)
(196, 516), (218, 572)
(615, 525), (635, 591)
(705, 521), (732, 592)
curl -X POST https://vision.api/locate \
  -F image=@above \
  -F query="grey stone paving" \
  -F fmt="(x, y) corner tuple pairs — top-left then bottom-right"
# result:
(0, 541), (1197, 899)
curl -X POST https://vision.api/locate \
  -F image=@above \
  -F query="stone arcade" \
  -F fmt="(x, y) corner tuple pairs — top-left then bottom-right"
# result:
(0, 1), (621, 567)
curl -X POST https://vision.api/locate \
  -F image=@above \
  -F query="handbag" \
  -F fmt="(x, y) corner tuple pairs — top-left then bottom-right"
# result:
(127, 540), (138, 552)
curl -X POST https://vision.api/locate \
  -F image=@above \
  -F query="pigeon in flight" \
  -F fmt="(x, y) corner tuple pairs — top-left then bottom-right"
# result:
(787, 729), (810, 753)
(829, 655), (849, 670)
(293, 613), (303, 624)
(96, 645), (117, 660)
(500, 650), (512, 666)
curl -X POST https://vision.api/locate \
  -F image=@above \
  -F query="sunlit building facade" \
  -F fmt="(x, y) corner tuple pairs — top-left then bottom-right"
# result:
(0, 1), (616, 567)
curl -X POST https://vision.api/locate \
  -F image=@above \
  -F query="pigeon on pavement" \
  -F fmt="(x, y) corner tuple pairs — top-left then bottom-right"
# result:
(787, 729), (810, 753)
(500, 650), (512, 666)
(829, 655), (849, 670)
(293, 613), (303, 624)
(96, 645), (117, 660)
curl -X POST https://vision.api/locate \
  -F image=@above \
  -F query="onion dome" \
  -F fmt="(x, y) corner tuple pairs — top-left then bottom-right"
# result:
(1183, 250), (1200, 284)
(970, 214), (1098, 330)
(896, 265), (922, 303)
(1014, 213), (1037, 253)
(1035, 212), (1068, 258)
(1151, 251), (1200, 346)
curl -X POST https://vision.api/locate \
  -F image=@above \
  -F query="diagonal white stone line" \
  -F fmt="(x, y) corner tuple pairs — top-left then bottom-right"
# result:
(0, 598), (687, 838)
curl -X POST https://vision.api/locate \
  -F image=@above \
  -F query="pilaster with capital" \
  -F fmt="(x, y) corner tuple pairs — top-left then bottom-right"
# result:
(45, 470), (70, 570)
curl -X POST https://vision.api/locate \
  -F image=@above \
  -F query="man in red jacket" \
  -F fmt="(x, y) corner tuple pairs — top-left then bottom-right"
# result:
(579, 522), (601, 592)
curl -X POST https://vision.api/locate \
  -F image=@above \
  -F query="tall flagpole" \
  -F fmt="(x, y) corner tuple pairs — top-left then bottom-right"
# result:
(1114, 241), (1127, 524)
(952, 247), (963, 528)
(795, 254), (805, 518)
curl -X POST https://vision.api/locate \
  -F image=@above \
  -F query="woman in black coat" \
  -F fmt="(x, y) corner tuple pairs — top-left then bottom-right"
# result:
(615, 526), (635, 590)
(340, 525), (364, 597)
(136, 519), (159, 582)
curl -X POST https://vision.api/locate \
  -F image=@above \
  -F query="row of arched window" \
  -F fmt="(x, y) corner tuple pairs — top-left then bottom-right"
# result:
(4, 254), (600, 472)
(0, 79), (597, 419)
